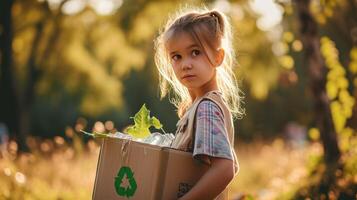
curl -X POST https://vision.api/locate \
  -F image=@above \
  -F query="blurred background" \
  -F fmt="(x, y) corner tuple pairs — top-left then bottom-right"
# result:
(0, 0), (356, 199)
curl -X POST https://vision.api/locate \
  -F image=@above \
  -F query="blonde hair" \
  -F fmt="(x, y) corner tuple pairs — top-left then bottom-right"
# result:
(154, 7), (244, 119)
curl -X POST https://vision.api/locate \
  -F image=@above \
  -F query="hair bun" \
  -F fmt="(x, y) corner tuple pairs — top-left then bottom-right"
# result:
(210, 12), (217, 18)
(208, 10), (224, 36)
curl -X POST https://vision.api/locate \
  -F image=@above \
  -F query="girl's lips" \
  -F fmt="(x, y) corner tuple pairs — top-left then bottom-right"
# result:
(182, 75), (196, 80)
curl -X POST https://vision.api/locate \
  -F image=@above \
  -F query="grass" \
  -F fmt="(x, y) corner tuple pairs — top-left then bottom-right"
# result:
(0, 134), (356, 200)
(229, 138), (314, 200)
(0, 134), (99, 200)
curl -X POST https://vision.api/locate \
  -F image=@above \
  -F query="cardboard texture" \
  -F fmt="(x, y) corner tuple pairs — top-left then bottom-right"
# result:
(92, 137), (229, 200)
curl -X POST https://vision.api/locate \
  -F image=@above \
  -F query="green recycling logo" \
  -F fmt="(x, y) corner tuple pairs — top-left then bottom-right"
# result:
(114, 166), (137, 198)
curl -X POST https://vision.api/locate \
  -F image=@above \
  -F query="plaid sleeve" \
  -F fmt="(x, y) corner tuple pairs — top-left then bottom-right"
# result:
(192, 100), (233, 164)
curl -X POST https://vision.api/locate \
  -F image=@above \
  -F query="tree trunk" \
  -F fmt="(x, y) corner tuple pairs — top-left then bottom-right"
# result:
(17, 21), (45, 152)
(0, 0), (28, 150)
(0, 0), (66, 152)
(295, 0), (341, 164)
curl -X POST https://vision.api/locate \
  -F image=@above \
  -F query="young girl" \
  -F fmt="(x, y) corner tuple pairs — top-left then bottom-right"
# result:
(155, 7), (244, 200)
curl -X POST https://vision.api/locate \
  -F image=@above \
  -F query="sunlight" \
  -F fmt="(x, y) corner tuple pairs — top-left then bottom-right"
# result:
(93, 121), (105, 133)
(272, 42), (288, 56)
(212, 0), (231, 13)
(45, 0), (123, 15)
(104, 121), (114, 131)
(249, 0), (283, 31)
(292, 40), (303, 52)
(62, 0), (86, 15)
(15, 172), (26, 184)
(4, 168), (11, 176)
(89, 0), (123, 16)
(45, 0), (62, 10)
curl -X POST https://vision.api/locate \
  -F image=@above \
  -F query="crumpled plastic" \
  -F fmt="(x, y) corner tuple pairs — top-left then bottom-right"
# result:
(111, 132), (175, 147)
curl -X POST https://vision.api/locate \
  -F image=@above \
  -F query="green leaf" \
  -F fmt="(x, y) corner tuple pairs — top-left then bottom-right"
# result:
(126, 125), (150, 139)
(151, 117), (163, 129)
(124, 104), (164, 139)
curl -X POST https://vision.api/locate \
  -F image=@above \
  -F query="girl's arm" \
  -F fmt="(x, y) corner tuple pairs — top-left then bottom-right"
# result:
(178, 157), (235, 200)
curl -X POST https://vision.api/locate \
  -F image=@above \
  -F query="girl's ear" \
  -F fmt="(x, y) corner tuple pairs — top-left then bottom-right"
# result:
(215, 48), (225, 67)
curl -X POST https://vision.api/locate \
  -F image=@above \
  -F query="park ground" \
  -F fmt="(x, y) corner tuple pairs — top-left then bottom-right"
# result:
(0, 134), (356, 200)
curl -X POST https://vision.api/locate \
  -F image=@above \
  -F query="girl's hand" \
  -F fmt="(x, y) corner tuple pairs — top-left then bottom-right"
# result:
(178, 156), (235, 200)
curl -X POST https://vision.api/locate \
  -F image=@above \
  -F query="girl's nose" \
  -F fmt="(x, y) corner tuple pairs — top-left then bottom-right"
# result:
(181, 60), (193, 70)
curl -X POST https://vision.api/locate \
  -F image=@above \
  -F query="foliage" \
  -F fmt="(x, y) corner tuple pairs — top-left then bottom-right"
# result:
(11, 0), (145, 116)
(124, 104), (163, 138)
(273, 0), (357, 198)
(79, 104), (164, 139)
(321, 37), (355, 133)
(229, 1), (282, 100)
(2, 0), (330, 139)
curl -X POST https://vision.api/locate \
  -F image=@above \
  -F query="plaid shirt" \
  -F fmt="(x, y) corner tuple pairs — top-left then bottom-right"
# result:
(192, 100), (234, 163)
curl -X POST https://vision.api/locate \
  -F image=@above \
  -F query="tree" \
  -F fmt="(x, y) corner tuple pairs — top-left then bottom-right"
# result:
(0, 0), (28, 150)
(0, 0), (185, 148)
(294, 0), (341, 163)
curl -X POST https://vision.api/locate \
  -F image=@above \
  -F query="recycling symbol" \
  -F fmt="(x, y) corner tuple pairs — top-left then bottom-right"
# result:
(114, 166), (137, 198)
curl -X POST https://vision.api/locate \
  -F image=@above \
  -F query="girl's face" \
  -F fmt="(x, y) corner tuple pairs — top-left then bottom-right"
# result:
(166, 31), (220, 98)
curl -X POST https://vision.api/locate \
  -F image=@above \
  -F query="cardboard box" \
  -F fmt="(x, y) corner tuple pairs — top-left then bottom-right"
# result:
(92, 137), (229, 200)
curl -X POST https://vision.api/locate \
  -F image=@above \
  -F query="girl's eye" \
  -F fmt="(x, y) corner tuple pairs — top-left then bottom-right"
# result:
(192, 50), (200, 57)
(172, 55), (181, 61)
